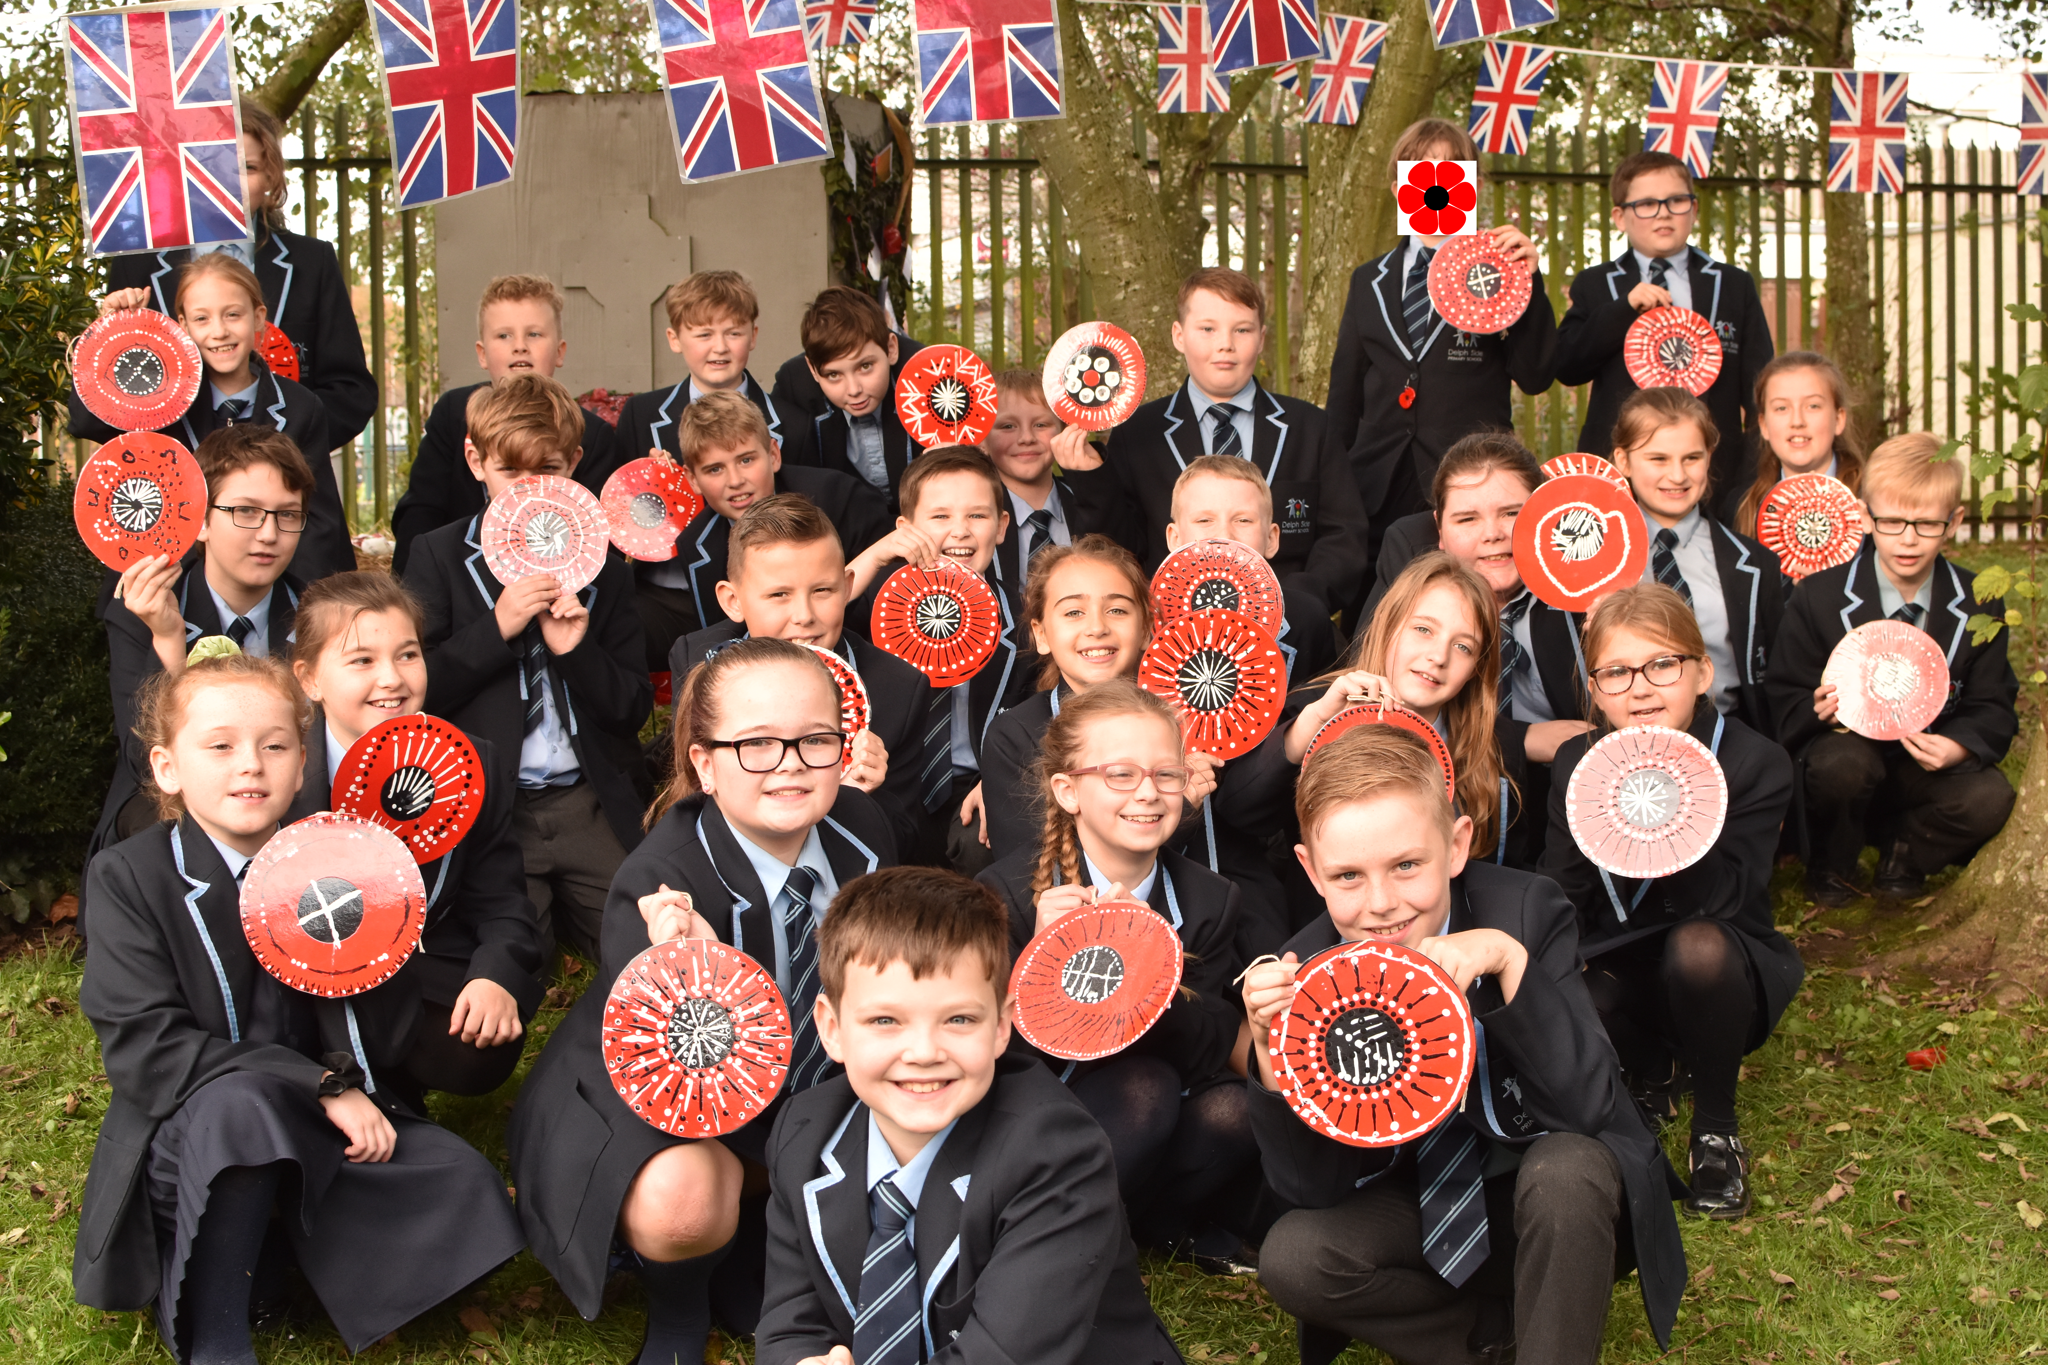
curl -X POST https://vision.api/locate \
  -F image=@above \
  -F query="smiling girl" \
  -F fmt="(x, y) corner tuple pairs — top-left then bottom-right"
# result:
(1727, 352), (1865, 535)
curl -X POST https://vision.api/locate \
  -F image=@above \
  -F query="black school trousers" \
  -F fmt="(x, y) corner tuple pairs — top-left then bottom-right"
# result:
(1803, 731), (2015, 879)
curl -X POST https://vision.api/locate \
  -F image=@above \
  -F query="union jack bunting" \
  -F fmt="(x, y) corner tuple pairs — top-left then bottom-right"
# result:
(371, 0), (519, 208)
(655, 0), (830, 181)
(914, 0), (1062, 125)
(2019, 72), (2048, 196)
(1206, 0), (1319, 76)
(1466, 40), (1551, 154)
(1428, 0), (1555, 50)
(1642, 60), (1726, 176)
(1293, 14), (1385, 126)
(1157, 4), (1229, 115)
(63, 2), (248, 256)
(802, 0), (874, 48)
(1826, 70), (1908, 194)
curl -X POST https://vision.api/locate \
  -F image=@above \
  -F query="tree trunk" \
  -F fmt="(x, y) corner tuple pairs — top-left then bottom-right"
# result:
(253, 0), (366, 121)
(1810, 5), (1885, 438)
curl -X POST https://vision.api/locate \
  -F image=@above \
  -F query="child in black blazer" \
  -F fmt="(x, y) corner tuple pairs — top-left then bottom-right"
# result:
(1765, 433), (2018, 906)
(773, 286), (924, 511)
(507, 638), (896, 1363)
(402, 374), (651, 960)
(1244, 724), (1686, 1365)
(76, 648), (522, 1364)
(1542, 585), (1800, 1219)
(1723, 351), (1866, 535)
(984, 368), (1095, 596)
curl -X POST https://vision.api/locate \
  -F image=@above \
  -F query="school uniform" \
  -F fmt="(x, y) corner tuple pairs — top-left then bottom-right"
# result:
(1764, 543), (2019, 882)
(1554, 247), (1774, 500)
(756, 1057), (1183, 1365)
(108, 226), (378, 445)
(768, 333), (926, 428)
(1494, 593), (1591, 870)
(1633, 504), (1786, 736)
(977, 687), (1063, 861)
(1357, 509), (1437, 623)
(988, 475), (1085, 604)
(506, 787), (894, 1321)
(74, 817), (523, 1354)
(1252, 862), (1687, 1364)
(774, 355), (923, 513)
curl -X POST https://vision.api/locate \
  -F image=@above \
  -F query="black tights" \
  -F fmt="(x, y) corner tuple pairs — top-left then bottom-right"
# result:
(1583, 921), (1757, 1138)
(1069, 1056), (1258, 1241)
(182, 1162), (283, 1365)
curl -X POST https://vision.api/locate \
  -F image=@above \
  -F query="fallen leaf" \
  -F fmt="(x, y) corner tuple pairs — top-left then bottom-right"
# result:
(62, 1093), (77, 1117)
(1691, 1263), (1717, 1285)
(1826, 1121), (1852, 1134)
(457, 1305), (498, 1341)
(1979, 1151), (2001, 1164)
(1770, 1270), (1797, 1287)
(1951, 1116), (1995, 1138)
(26, 1183), (44, 1200)
(2019, 1201), (2046, 1230)
(1871, 1275), (1900, 1284)
(1969, 1285), (1996, 1306)
(1939, 1021), (1962, 1035)
(1891, 1189), (1912, 1212)
(1989, 1112), (2034, 1133)
(1878, 1289), (1901, 1301)
(1809, 1183), (1849, 1213)
(47, 895), (76, 924)
(0, 1228), (25, 1247)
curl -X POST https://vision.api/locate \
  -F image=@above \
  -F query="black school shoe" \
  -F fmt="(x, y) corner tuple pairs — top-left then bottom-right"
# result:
(1873, 842), (1927, 899)
(1625, 1056), (1683, 1131)
(1685, 1133), (1752, 1219)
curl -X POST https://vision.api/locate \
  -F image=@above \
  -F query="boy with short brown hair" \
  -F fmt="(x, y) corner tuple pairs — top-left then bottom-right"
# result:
(774, 286), (923, 511)
(616, 269), (789, 463)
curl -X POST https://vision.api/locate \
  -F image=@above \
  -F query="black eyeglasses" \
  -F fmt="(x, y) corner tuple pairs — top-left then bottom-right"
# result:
(1620, 193), (1699, 219)
(1065, 763), (1192, 794)
(705, 732), (846, 772)
(213, 504), (307, 533)
(1589, 654), (1700, 694)
(1867, 510), (1954, 539)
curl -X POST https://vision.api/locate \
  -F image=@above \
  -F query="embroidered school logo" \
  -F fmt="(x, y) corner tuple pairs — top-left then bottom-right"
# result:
(1455, 330), (1478, 348)
(1285, 496), (1310, 520)
(1715, 320), (1736, 341)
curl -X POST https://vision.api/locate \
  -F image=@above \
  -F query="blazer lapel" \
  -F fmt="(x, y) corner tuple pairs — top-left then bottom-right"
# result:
(967, 586), (1020, 756)
(1160, 385), (1195, 470)
(1530, 602), (1587, 722)
(745, 372), (785, 447)
(913, 1103), (989, 1350)
(1708, 520), (1764, 685)
(683, 512), (727, 629)
(180, 562), (224, 645)
(147, 250), (187, 313)
(696, 803), (775, 957)
(1838, 542), (1884, 634)
(171, 816), (259, 1036)
(262, 229), (296, 325)
(1689, 247), (1724, 326)
(802, 1101), (871, 1328)
(1367, 250), (1408, 361)
(461, 515), (503, 614)
(1602, 252), (1638, 302)
(1933, 559), (1972, 664)
(646, 381), (689, 459)
(267, 578), (300, 656)
(820, 805), (885, 884)
(1251, 382), (1289, 485)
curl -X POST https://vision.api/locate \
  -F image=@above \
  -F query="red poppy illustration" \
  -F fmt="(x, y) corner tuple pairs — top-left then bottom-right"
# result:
(1397, 160), (1478, 236)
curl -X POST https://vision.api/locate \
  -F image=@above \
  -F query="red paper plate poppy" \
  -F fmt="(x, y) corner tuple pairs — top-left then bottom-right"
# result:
(71, 308), (204, 431)
(1137, 609), (1286, 759)
(871, 561), (1002, 687)
(480, 475), (609, 594)
(1755, 473), (1864, 580)
(802, 644), (871, 770)
(894, 343), (999, 448)
(257, 322), (299, 381)
(602, 938), (793, 1138)
(602, 456), (703, 561)
(1010, 901), (1184, 1061)
(331, 715), (484, 865)
(1511, 473), (1649, 612)
(1150, 538), (1284, 635)
(1426, 233), (1530, 334)
(72, 433), (207, 571)
(1268, 940), (1475, 1148)
(1565, 726), (1729, 879)
(1540, 453), (1629, 490)
(1303, 703), (1456, 799)
(1396, 160), (1478, 237)
(240, 812), (426, 997)
(1042, 322), (1146, 431)
(1823, 621), (1951, 742)
(1624, 306), (1724, 396)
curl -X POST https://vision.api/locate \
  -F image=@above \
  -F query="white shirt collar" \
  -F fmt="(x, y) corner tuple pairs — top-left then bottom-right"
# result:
(1082, 852), (1159, 905)
(204, 830), (255, 882)
(1633, 246), (1690, 276)
(1184, 375), (1257, 419)
(1640, 502), (1705, 547)
(209, 376), (262, 408)
(207, 583), (273, 644)
(323, 719), (351, 790)
(728, 822), (835, 909)
(866, 1109), (958, 1206)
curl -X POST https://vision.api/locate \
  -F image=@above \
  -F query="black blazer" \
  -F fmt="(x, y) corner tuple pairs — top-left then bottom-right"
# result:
(614, 370), (788, 462)
(978, 687), (1060, 860)
(1682, 513), (1788, 737)
(774, 355), (923, 513)
(506, 788), (893, 1319)
(107, 225), (378, 445)
(986, 475), (1089, 607)
(403, 517), (652, 851)
(1554, 248), (1774, 501)
(1360, 509), (1437, 618)
(389, 383), (620, 575)
(1248, 863), (1686, 1347)
(768, 334), (927, 429)
(1324, 250), (1558, 529)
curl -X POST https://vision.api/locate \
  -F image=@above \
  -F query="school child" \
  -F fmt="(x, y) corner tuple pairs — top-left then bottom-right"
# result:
(1724, 350), (1867, 535)
(105, 97), (378, 448)
(1765, 433), (2018, 907)
(75, 648), (523, 1363)
(756, 864), (1183, 1365)
(390, 274), (618, 573)
(1064, 267), (1368, 618)
(983, 368), (1097, 598)
(1322, 119), (1558, 584)
(770, 326), (925, 428)
(616, 270), (790, 458)
(1168, 455), (1338, 682)
(1542, 585), (1799, 1217)
(1244, 724), (1686, 1365)
(401, 374), (651, 960)
(507, 638), (896, 1360)
(773, 286), (923, 511)
(1556, 149), (1775, 500)
(76, 254), (353, 583)
(1610, 386), (1785, 734)
(668, 494), (933, 858)
(286, 571), (545, 1106)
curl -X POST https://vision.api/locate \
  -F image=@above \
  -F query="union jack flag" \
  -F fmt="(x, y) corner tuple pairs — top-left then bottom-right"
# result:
(371, 0), (519, 207)
(802, 0), (874, 48)
(63, 3), (248, 256)
(1157, 4), (1228, 114)
(1827, 70), (1908, 194)
(655, 0), (830, 181)
(1293, 14), (1385, 126)
(1206, 0), (1319, 76)
(1466, 40), (1551, 154)
(1642, 60), (1726, 176)
(914, 0), (1062, 125)
(1428, 0), (1555, 49)
(2020, 72), (2048, 196)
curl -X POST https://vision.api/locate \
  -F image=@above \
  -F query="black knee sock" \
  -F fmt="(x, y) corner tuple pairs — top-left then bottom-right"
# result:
(635, 1239), (733, 1365)
(184, 1163), (282, 1365)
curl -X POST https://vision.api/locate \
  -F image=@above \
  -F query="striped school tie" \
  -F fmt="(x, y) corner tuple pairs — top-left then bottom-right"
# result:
(1403, 247), (1437, 354)
(1891, 601), (1926, 629)
(520, 623), (550, 734)
(854, 1173), (923, 1365)
(1651, 528), (1694, 606)
(226, 615), (255, 648)
(1416, 1119), (1491, 1287)
(1497, 594), (1532, 717)
(1207, 402), (1244, 457)
(919, 690), (956, 813)
(783, 867), (833, 1092)
(1648, 256), (1671, 292)
(216, 397), (252, 424)
(1024, 509), (1055, 563)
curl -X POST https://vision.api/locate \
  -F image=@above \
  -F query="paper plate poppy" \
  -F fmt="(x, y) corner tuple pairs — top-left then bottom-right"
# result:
(602, 938), (793, 1138)
(480, 475), (609, 594)
(331, 715), (484, 865)
(1565, 726), (1729, 880)
(1823, 620), (1951, 742)
(1755, 473), (1864, 580)
(871, 561), (1002, 687)
(71, 308), (204, 431)
(257, 322), (300, 381)
(602, 456), (703, 561)
(73, 433), (207, 571)
(1302, 702), (1456, 798)
(1396, 160), (1478, 237)
(1426, 232), (1530, 333)
(240, 813), (426, 997)
(1539, 453), (1629, 491)
(1149, 538), (1284, 635)
(1010, 901), (1183, 1061)
(1042, 322), (1147, 431)
(1137, 609), (1286, 758)
(894, 344), (999, 448)
(801, 643), (871, 769)
(1511, 473), (1648, 612)
(1623, 306), (1723, 396)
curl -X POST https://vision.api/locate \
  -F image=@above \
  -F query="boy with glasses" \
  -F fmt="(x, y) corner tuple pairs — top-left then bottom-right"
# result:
(1765, 433), (2018, 908)
(1556, 150), (1775, 502)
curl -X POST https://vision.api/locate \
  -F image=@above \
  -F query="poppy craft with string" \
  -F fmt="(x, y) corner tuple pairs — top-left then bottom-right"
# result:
(601, 456), (704, 561)
(1137, 609), (1286, 759)
(480, 475), (610, 594)
(870, 561), (1002, 687)
(257, 322), (300, 382)
(1822, 620), (1951, 742)
(1511, 472), (1649, 612)
(1755, 473), (1864, 580)
(1425, 232), (1531, 334)
(71, 308), (205, 432)
(1623, 306), (1724, 396)
(73, 433), (207, 571)
(330, 714), (484, 865)
(1010, 901), (1184, 1061)
(1539, 453), (1629, 491)
(1268, 940), (1476, 1148)
(1395, 160), (1479, 237)
(1564, 726), (1729, 880)
(602, 938), (794, 1139)
(239, 813), (426, 997)
(1042, 321), (1147, 431)
(801, 643), (871, 769)
(894, 344), (1000, 448)
(1302, 702), (1456, 799)
(1149, 537), (1284, 636)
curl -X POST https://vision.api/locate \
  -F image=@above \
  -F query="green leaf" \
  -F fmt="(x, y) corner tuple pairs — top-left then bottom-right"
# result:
(2017, 364), (2048, 418)
(1969, 612), (2007, 645)
(1976, 565), (2014, 601)
(1971, 449), (2008, 482)
(2011, 302), (2047, 324)
(1982, 487), (2019, 520)
(2007, 608), (2025, 627)
(1935, 438), (1966, 464)
(2031, 671), (2047, 686)
(2013, 576), (2042, 601)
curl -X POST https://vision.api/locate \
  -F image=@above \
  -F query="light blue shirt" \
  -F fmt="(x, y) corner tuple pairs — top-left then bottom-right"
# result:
(324, 720), (351, 790)
(729, 823), (838, 992)
(207, 584), (273, 659)
(198, 239), (254, 268)
(866, 1110), (958, 1250)
(1876, 568), (1936, 625)
(1633, 248), (1693, 313)
(1082, 853), (1159, 905)
(948, 684), (976, 775)
(1184, 377), (1257, 459)
(1638, 505), (1736, 714)
(1504, 594), (1552, 724)
(208, 376), (261, 414)
(1007, 486), (1070, 562)
(204, 831), (253, 881)
(849, 412), (889, 490)
(516, 654), (582, 788)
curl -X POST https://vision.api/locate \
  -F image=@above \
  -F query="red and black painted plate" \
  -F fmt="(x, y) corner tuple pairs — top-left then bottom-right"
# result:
(72, 308), (204, 432)
(240, 812), (426, 997)
(1302, 702), (1456, 799)
(73, 432), (207, 571)
(1823, 620), (1951, 742)
(802, 644), (871, 769)
(1137, 609), (1286, 759)
(1623, 306), (1723, 396)
(871, 561), (1002, 688)
(480, 474), (609, 594)
(1150, 538), (1284, 636)
(602, 938), (793, 1138)
(1564, 726), (1729, 880)
(258, 322), (299, 381)
(1269, 940), (1475, 1148)
(1042, 322), (1147, 431)
(602, 456), (703, 561)
(894, 343), (1000, 449)
(1011, 900), (1183, 1061)
(1426, 233), (1531, 335)
(1511, 473), (1648, 612)
(1755, 473), (1864, 580)
(1540, 453), (1629, 490)
(331, 714), (484, 865)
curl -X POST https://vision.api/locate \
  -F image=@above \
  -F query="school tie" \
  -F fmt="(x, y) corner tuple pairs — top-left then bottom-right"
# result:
(783, 867), (833, 1093)
(854, 1173), (923, 1365)
(1024, 509), (1055, 564)
(520, 622), (550, 735)
(1403, 246), (1437, 354)
(1416, 1118), (1491, 1287)
(1891, 601), (1926, 630)
(1648, 256), (1671, 291)
(216, 397), (252, 424)
(225, 615), (255, 648)
(1207, 402), (1244, 458)
(919, 690), (956, 814)
(1497, 594), (1532, 717)
(1651, 528), (1694, 606)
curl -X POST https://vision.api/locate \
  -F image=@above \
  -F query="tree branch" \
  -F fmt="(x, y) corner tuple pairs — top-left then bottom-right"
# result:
(252, 0), (366, 122)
